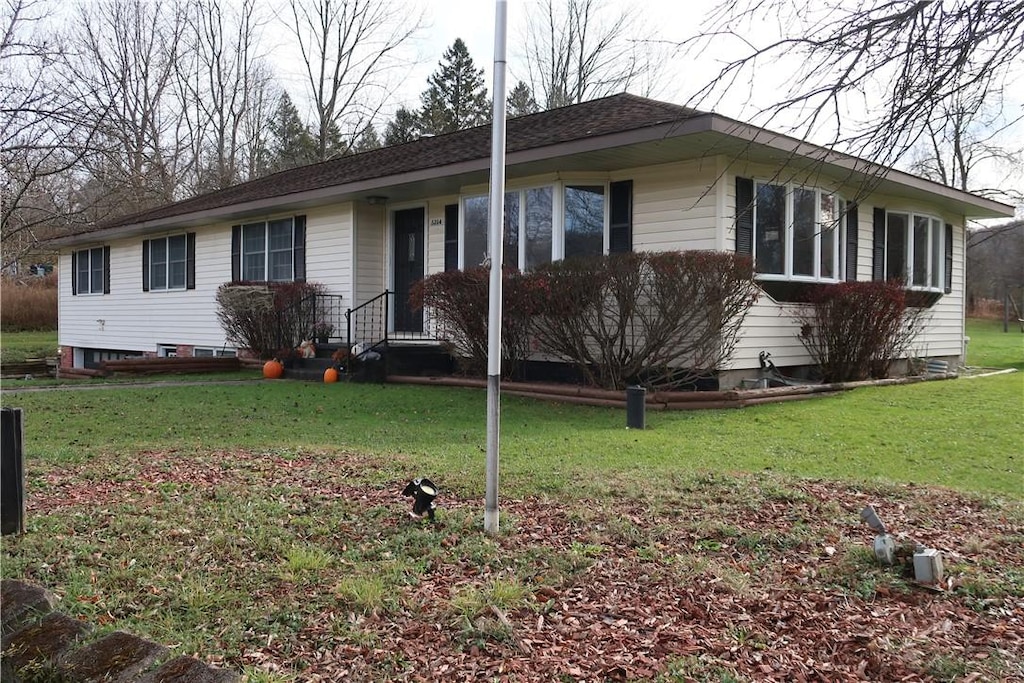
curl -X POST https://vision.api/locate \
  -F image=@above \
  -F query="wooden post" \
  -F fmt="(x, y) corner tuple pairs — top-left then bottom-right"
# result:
(1, 407), (26, 535)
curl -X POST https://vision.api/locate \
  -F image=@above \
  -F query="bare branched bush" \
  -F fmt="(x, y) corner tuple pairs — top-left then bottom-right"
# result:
(215, 281), (325, 359)
(793, 280), (929, 383)
(530, 251), (759, 390)
(410, 267), (537, 378)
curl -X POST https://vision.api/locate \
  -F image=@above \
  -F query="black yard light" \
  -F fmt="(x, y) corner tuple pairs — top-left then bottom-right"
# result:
(402, 478), (438, 521)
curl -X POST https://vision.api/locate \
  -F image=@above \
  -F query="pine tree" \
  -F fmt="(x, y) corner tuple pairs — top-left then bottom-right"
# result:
(266, 92), (317, 172)
(507, 81), (539, 118)
(418, 38), (490, 135)
(352, 124), (382, 152)
(383, 107), (422, 146)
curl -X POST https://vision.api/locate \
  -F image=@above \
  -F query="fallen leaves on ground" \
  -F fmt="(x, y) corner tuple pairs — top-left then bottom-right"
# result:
(13, 450), (1024, 681)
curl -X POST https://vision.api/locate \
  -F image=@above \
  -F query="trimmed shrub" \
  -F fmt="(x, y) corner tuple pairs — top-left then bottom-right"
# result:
(216, 281), (326, 359)
(410, 267), (539, 378)
(793, 279), (929, 382)
(529, 251), (759, 390)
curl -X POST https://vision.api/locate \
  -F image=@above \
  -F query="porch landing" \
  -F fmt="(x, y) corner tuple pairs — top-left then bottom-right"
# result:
(282, 341), (454, 382)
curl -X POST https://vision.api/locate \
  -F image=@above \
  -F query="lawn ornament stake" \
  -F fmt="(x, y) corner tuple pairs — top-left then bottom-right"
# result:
(403, 478), (438, 522)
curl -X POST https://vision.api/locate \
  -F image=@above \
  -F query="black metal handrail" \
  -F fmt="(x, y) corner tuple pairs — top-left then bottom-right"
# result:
(275, 292), (346, 349)
(346, 290), (390, 360)
(344, 290), (447, 357)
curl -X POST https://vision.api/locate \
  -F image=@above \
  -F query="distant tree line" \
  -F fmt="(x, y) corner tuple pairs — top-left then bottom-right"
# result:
(3, 0), (656, 272)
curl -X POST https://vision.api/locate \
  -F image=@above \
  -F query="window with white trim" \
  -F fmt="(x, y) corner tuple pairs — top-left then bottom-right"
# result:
(148, 235), (187, 290)
(242, 219), (295, 281)
(461, 183), (610, 269)
(884, 212), (944, 290)
(752, 181), (845, 282)
(231, 216), (306, 283)
(73, 247), (107, 294)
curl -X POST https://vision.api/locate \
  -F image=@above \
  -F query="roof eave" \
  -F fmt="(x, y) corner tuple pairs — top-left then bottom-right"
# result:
(51, 111), (1013, 248)
(707, 117), (1015, 219)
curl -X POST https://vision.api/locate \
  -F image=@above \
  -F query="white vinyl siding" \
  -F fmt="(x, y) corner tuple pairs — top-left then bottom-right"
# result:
(59, 205), (354, 358)
(354, 202), (386, 308)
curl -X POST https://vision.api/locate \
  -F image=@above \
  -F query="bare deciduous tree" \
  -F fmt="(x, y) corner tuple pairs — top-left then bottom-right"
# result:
(1, 0), (102, 271)
(521, 0), (662, 110)
(287, 0), (421, 161)
(179, 0), (275, 192)
(71, 0), (190, 217)
(681, 1), (1024, 172)
(908, 87), (1023, 204)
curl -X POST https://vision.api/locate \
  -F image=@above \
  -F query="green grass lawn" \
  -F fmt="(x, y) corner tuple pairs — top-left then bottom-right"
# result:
(2, 324), (1022, 681)
(0, 329), (57, 364)
(966, 317), (1024, 370)
(3, 370), (1020, 497)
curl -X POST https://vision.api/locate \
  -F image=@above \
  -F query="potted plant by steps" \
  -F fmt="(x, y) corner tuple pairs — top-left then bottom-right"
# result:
(311, 321), (334, 344)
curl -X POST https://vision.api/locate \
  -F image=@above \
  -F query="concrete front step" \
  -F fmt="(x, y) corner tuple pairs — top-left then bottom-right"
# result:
(281, 341), (453, 382)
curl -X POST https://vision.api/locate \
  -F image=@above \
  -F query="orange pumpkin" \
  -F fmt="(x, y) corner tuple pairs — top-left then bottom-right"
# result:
(323, 367), (339, 383)
(262, 359), (284, 379)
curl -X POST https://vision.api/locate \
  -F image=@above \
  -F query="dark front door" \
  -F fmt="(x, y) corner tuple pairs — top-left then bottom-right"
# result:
(393, 207), (425, 333)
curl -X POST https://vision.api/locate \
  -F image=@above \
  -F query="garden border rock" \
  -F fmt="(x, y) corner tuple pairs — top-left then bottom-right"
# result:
(1, 579), (238, 683)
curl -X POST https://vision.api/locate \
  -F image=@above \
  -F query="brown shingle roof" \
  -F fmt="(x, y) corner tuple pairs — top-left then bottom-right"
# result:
(95, 93), (701, 231)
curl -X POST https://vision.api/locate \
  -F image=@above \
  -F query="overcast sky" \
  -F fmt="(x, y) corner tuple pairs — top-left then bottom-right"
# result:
(267, 0), (1022, 208)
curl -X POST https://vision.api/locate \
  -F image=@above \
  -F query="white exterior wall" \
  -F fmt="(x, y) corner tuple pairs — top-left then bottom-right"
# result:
(59, 203), (354, 359)
(426, 196), (458, 276)
(306, 203), (354, 302)
(722, 162), (967, 372)
(624, 158), (720, 252)
(58, 155), (970, 377)
(353, 202), (386, 307)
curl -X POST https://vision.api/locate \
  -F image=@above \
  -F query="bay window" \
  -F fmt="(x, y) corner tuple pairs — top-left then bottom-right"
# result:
(884, 212), (944, 290)
(751, 181), (845, 282)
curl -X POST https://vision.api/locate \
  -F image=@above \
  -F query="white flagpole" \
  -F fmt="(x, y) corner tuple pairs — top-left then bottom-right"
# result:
(484, 0), (508, 534)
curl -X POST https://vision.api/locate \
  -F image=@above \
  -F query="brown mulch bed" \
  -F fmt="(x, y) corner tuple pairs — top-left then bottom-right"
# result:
(17, 451), (1024, 681)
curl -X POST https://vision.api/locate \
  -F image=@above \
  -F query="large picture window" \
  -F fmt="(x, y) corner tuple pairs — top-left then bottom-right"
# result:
(461, 182), (615, 269)
(751, 181), (845, 282)
(231, 216), (306, 283)
(884, 212), (943, 290)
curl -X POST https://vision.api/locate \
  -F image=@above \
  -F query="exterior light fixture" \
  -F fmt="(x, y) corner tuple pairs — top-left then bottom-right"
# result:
(402, 478), (438, 521)
(366, 196), (388, 205)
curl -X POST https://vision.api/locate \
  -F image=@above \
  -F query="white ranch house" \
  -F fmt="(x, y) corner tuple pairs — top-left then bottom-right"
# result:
(52, 94), (1013, 387)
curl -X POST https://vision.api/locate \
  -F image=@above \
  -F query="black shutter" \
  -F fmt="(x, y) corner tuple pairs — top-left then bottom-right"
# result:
(186, 232), (196, 290)
(845, 203), (858, 281)
(102, 246), (111, 294)
(71, 251), (78, 295)
(944, 223), (953, 293)
(872, 207), (886, 281)
(609, 180), (633, 253)
(231, 225), (241, 281)
(142, 240), (150, 291)
(735, 177), (754, 256)
(293, 216), (306, 282)
(444, 203), (459, 271)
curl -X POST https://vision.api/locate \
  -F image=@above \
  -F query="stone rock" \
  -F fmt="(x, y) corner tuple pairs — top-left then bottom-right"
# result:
(1, 579), (57, 636)
(136, 654), (240, 683)
(58, 630), (169, 682)
(1, 611), (91, 681)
